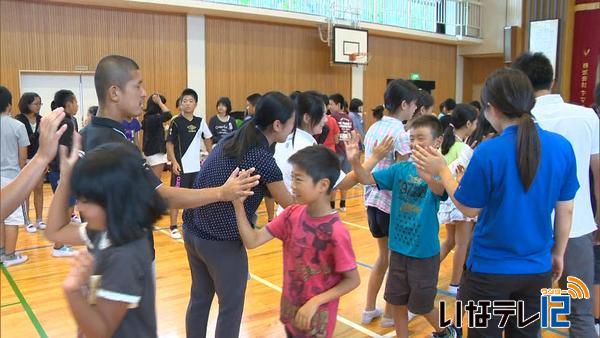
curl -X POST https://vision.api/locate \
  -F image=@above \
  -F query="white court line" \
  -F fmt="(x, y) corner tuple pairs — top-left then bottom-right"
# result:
(250, 273), (383, 338)
(157, 230), (384, 337)
(342, 220), (370, 231)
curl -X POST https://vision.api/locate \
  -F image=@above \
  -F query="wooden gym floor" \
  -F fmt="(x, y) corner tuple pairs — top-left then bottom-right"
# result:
(1, 173), (568, 337)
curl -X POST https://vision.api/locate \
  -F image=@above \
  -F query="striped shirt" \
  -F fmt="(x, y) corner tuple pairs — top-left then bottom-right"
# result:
(363, 116), (411, 213)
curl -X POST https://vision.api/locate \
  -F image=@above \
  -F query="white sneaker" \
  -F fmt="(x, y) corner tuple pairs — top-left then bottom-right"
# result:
(340, 207), (347, 212)
(52, 246), (75, 257)
(447, 284), (459, 297)
(361, 308), (383, 324)
(408, 311), (417, 322)
(3, 253), (28, 267)
(381, 316), (395, 328)
(170, 228), (182, 239)
(595, 322), (599, 336)
(71, 215), (81, 223)
(36, 221), (47, 230)
(25, 223), (37, 233)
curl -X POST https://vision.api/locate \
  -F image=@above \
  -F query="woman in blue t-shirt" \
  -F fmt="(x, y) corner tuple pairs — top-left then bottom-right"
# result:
(182, 92), (296, 337)
(413, 68), (579, 337)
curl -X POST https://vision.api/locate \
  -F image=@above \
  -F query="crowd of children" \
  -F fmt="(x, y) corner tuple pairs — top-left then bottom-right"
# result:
(0, 50), (599, 338)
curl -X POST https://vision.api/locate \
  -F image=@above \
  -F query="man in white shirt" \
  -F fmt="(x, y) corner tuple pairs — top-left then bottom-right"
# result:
(514, 52), (600, 337)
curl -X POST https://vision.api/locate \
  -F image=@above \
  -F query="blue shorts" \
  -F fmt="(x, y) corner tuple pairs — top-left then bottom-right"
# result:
(48, 171), (77, 207)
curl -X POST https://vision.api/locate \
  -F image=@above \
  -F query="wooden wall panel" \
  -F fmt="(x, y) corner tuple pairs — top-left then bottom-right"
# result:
(0, 0), (186, 112)
(204, 17), (351, 119)
(363, 36), (457, 128)
(462, 56), (505, 103)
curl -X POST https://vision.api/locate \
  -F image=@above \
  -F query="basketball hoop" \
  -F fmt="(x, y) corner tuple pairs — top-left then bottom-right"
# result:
(349, 52), (368, 62)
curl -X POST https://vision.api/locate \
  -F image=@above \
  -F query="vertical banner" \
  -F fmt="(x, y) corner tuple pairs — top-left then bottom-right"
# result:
(570, 8), (599, 106)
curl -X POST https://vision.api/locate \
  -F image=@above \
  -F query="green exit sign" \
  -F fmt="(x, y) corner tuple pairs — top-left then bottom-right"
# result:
(409, 73), (421, 80)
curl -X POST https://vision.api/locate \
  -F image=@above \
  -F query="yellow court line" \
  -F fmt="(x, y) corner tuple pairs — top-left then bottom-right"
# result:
(342, 220), (370, 231)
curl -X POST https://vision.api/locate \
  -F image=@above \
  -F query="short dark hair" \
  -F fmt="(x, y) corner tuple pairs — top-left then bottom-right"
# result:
(384, 79), (419, 114)
(18, 92), (41, 115)
(71, 143), (167, 246)
(216, 96), (232, 114)
(0, 86), (12, 112)
(409, 114), (443, 138)
(94, 55), (140, 103)
(469, 100), (482, 111)
(328, 93), (345, 106)
(87, 106), (98, 116)
(512, 52), (553, 91)
(442, 98), (456, 111)
(181, 88), (198, 103)
(288, 145), (340, 194)
(246, 93), (262, 106)
(53, 89), (76, 108)
(416, 91), (434, 111)
(349, 98), (363, 112)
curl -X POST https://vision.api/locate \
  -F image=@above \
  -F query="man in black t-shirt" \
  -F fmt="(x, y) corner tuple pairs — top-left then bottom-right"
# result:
(166, 88), (212, 239)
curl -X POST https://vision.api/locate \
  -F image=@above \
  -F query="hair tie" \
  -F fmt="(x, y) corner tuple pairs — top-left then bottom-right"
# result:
(449, 123), (455, 129)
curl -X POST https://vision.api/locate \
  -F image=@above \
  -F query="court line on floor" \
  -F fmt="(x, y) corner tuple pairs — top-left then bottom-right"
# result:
(1, 265), (48, 337)
(249, 273), (382, 338)
(0, 301), (22, 308)
(355, 260), (568, 337)
(156, 229), (383, 337)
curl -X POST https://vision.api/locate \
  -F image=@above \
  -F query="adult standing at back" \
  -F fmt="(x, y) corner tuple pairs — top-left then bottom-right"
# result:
(513, 52), (600, 337)
(15, 92), (45, 232)
(182, 92), (296, 338)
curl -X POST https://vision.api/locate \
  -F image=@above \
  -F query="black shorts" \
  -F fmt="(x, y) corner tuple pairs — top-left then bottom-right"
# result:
(170, 172), (197, 188)
(367, 206), (390, 238)
(459, 269), (551, 337)
(384, 251), (440, 314)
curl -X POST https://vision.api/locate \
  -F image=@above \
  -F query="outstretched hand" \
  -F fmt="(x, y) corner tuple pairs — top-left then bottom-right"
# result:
(372, 135), (395, 160)
(37, 108), (68, 163)
(221, 167), (260, 202)
(344, 131), (361, 164)
(411, 144), (446, 176)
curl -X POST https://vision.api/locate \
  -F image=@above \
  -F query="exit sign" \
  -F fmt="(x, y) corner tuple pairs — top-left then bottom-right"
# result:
(409, 73), (421, 80)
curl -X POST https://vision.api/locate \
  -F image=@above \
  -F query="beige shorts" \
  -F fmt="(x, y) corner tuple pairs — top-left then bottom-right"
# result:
(1, 176), (25, 226)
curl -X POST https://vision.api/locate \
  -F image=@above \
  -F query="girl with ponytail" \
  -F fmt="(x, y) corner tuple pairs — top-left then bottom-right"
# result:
(181, 91), (296, 337)
(412, 68), (579, 337)
(437, 103), (478, 296)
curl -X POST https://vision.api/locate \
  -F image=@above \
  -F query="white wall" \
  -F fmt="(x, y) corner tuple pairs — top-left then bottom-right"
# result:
(459, 0), (522, 56)
(187, 15), (206, 119)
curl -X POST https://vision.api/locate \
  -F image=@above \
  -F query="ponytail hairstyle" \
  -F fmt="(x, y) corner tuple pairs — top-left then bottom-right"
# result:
(371, 105), (384, 121)
(222, 91), (294, 160)
(53, 89), (76, 109)
(481, 68), (538, 191)
(467, 112), (496, 148)
(441, 103), (478, 155)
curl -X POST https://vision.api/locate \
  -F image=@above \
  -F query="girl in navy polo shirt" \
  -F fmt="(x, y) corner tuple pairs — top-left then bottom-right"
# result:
(182, 92), (296, 337)
(414, 68), (579, 337)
